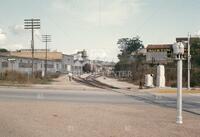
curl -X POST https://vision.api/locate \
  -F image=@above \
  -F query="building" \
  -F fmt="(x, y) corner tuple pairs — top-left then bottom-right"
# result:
(146, 44), (173, 64)
(0, 49), (115, 76)
(62, 54), (74, 74)
(91, 60), (115, 75)
(70, 50), (89, 75)
(0, 49), (77, 75)
(0, 52), (62, 74)
(146, 42), (189, 64)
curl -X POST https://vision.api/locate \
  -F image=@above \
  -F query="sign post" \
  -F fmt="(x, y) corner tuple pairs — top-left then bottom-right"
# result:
(173, 42), (184, 124)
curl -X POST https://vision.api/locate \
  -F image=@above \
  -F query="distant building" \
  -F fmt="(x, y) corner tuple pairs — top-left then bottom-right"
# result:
(91, 60), (115, 75)
(0, 49), (115, 75)
(0, 52), (61, 74)
(146, 44), (173, 64)
(146, 42), (189, 64)
(62, 54), (74, 74)
(70, 49), (89, 75)
(0, 49), (75, 74)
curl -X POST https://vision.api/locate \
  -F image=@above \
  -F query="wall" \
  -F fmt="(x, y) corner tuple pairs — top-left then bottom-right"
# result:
(0, 56), (62, 74)
(62, 54), (74, 73)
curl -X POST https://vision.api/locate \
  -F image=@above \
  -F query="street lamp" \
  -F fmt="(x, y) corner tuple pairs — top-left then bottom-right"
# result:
(173, 42), (185, 124)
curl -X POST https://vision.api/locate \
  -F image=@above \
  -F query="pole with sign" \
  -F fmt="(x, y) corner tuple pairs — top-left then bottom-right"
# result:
(173, 42), (184, 124)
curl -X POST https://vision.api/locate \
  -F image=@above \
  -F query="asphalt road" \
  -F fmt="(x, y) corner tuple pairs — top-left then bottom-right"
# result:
(120, 90), (200, 115)
(0, 87), (143, 104)
(0, 87), (199, 115)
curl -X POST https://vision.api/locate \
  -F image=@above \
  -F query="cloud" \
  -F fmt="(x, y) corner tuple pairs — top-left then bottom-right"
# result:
(197, 30), (200, 36)
(84, 0), (141, 26)
(51, 0), (67, 10)
(0, 43), (24, 50)
(8, 25), (24, 35)
(35, 29), (41, 37)
(51, 0), (77, 11)
(51, 0), (141, 26)
(87, 48), (118, 61)
(0, 28), (7, 43)
(11, 44), (24, 49)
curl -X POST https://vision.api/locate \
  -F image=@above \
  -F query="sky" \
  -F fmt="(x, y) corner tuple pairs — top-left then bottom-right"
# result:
(0, 0), (200, 62)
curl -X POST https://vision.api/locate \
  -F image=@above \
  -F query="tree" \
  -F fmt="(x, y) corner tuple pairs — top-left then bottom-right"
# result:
(117, 36), (144, 62)
(190, 38), (200, 86)
(0, 48), (8, 52)
(115, 36), (145, 83)
(191, 38), (200, 66)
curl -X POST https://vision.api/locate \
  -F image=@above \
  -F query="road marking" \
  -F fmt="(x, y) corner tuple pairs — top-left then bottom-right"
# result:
(37, 93), (44, 99)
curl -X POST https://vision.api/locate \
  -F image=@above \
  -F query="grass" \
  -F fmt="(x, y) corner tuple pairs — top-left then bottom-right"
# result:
(156, 88), (200, 94)
(0, 71), (59, 86)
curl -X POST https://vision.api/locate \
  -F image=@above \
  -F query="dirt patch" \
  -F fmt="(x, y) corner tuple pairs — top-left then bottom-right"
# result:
(0, 100), (199, 137)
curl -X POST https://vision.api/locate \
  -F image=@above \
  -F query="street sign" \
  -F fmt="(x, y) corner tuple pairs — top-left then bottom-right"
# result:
(8, 58), (16, 61)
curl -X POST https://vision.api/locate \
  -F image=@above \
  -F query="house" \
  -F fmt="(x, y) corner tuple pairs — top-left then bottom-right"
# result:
(0, 52), (62, 74)
(62, 54), (74, 73)
(146, 44), (173, 64)
(73, 60), (83, 75)
(146, 42), (189, 64)
(0, 48), (114, 76)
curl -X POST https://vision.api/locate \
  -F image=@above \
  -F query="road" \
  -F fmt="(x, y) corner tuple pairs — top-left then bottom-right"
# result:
(111, 89), (200, 115)
(0, 87), (200, 114)
(0, 87), (143, 104)
(0, 87), (200, 137)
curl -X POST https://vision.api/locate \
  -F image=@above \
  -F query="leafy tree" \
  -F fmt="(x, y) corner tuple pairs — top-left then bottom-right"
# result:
(189, 38), (200, 86)
(117, 36), (144, 62)
(0, 48), (8, 52)
(191, 38), (200, 66)
(115, 36), (145, 83)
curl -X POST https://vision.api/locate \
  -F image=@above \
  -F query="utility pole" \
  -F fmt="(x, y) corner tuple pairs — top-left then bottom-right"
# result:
(42, 34), (51, 77)
(187, 34), (191, 90)
(24, 18), (40, 77)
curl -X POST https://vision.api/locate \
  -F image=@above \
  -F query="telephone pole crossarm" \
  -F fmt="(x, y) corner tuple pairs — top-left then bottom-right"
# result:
(24, 18), (41, 77)
(42, 34), (51, 77)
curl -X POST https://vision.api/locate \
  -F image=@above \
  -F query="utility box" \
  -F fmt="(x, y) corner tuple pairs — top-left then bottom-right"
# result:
(145, 74), (154, 88)
(156, 65), (165, 88)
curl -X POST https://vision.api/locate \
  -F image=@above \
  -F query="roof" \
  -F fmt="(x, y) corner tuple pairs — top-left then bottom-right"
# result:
(0, 52), (10, 57)
(0, 52), (60, 62)
(63, 54), (73, 57)
(176, 37), (200, 42)
(176, 37), (188, 42)
(10, 51), (63, 60)
(147, 44), (173, 49)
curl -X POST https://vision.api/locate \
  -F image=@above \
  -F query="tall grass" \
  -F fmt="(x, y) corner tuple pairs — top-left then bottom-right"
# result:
(0, 70), (60, 84)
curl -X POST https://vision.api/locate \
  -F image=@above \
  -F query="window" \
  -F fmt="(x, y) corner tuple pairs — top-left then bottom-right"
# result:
(2, 62), (8, 68)
(19, 63), (32, 68)
(47, 64), (54, 68)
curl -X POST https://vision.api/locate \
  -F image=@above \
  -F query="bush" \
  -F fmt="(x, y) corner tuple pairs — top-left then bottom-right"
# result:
(0, 71), (27, 83)
(0, 70), (59, 84)
(191, 70), (200, 87)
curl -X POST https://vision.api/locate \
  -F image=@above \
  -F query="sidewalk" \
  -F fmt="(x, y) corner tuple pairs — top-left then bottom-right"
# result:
(96, 76), (138, 90)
